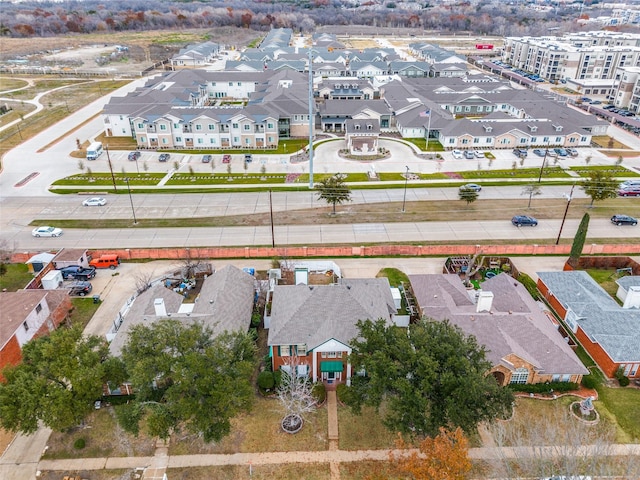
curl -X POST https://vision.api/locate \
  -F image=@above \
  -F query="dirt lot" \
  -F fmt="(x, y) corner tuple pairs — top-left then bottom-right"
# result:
(0, 27), (260, 74)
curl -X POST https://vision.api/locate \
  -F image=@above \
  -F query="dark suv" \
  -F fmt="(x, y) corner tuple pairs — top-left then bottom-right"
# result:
(512, 148), (528, 159)
(67, 281), (93, 296)
(128, 151), (141, 161)
(511, 215), (538, 227)
(58, 265), (96, 280)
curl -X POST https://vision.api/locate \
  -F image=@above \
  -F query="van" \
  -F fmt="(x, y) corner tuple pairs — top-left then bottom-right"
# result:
(89, 254), (120, 269)
(86, 141), (103, 161)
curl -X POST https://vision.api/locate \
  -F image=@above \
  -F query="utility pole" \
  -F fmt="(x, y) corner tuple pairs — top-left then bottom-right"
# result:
(555, 183), (575, 245)
(269, 189), (275, 248)
(401, 166), (409, 213)
(308, 47), (314, 189)
(105, 145), (118, 192)
(124, 178), (137, 225)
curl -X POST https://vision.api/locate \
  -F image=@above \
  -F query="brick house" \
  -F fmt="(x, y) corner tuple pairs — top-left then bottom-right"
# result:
(537, 271), (640, 379)
(409, 273), (588, 386)
(267, 278), (398, 386)
(0, 290), (72, 374)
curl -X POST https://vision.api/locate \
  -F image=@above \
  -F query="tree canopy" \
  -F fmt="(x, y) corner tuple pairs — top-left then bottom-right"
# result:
(458, 188), (478, 205)
(346, 318), (513, 438)
(0, 325), (124, 434)
(315, 174), (352, 214)
(118, 319), (256, 442)
(581, 171), (618, 206)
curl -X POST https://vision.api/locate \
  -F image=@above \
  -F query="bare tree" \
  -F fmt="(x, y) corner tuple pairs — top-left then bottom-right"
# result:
(277, 355), (316, 419)
(133, 269), (155, 295)
(522, 184), (542, 209)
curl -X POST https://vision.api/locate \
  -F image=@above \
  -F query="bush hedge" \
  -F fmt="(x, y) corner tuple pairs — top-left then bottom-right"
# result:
(615, 367), (630, 387)
(257, 371), (275, 390)
(508, 381), (579, 394)
(73, 438), (86, 450)
(312, 383), (326, 404)
(517, 272), (540, 301)
(336, 383), (350, 403)
(581, 375), (598, 389)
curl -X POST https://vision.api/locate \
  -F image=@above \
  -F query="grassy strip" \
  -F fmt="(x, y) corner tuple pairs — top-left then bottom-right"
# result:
(31, 197), (640, 230)
(570, 165), (640, 177)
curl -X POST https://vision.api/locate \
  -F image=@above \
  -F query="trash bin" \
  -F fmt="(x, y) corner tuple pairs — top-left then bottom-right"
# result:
(93, 295), (101, 304)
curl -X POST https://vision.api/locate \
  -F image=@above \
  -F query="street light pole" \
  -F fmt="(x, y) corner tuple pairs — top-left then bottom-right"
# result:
(124, 178), (137, 225)
(308, 47), (315, 189)
(401, 166), (409, 213)
(105, 144), (118, 193)
(555, 183), (575, 245)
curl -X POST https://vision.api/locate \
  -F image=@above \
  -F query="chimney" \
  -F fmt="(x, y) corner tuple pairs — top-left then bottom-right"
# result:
(623, 285), (640, 309)
(154, 298), (167, 316)
(476, 291), (494, 313)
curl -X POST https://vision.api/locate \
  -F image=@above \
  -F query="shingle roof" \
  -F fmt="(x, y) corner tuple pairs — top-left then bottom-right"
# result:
(109, 266), (255, 357)
(268, 278), (395, 350)
(537, 271), (640, 363)
(409, 273), (588, 376)
(0, 290), (69, 349)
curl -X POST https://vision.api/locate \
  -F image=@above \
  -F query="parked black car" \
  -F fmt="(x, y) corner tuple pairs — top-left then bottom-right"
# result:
(159, 153), (170, 162)
(512, 148), (528, 159)
(511, 215), (538, 227)
(58, 265), (96, 280)
(67, 281), (93, 296)
(128, 151), (141, 161)
(611, 215), (638, 226)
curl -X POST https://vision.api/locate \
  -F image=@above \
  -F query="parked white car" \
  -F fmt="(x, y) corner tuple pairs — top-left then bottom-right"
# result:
(82, 197), (107, 206)
(32, 226), (63, 237)
(474, 150), (485, 158)
(452, 149), (463, 159)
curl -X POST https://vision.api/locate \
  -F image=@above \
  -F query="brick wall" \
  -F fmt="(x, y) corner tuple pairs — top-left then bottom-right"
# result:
(0, 336), (23, 375)
(11, 243), (640, 264)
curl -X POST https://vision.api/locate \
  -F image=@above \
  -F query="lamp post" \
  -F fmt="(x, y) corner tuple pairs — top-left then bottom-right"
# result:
(124, 178), (137, 225)
(308, 47), (316, 189)
(401, 166), (409, 213)
(555, 183), (575, 245)
(537, 148), (548, 183)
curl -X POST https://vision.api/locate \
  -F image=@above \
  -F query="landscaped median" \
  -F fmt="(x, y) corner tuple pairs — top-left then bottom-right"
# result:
(49, 165), (639, 194)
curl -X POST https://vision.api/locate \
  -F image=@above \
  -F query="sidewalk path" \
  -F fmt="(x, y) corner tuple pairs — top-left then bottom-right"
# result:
(36, 443), (640, 471)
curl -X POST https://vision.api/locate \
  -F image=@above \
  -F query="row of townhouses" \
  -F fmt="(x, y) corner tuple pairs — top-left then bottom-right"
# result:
(102, 66), (608, 151)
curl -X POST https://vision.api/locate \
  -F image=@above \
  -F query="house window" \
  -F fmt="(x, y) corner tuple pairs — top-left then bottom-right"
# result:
(552, 374), (560, 382)
(297, 344), (307, 356)
(455, 106), (462, 112)
(473, 138), (479, 144)
(23, 321), (29, 332)
(197, 138), (203, 144)
(137, 123), (144, 129)
(228, 82), (233, 86)
(174, 123), (179, 129)
(175, 137), (182, 142)
(520, 138), (527, 144)
(210, 138), (216, 144)
(232, 123), (239, 129)
(196, 125), (202, 131)
(244, 125), (251, 131)
(268, 136), (273, 142)
(462, 139), (468, 144)
(162, 138), (168, 144)
(581, 136), (587, 142)
(159, 125), (167, 131)
(510, 368), (529, 384)
(531, 137), (537, 143)
(449, 138), (455, 144)
(464, 106), (471, 112)
(297, 365), (309, 376)
(280, 345), (290, 357)
(237, 82), (241, 86)
(209, 124), (215, 131)
(267, 123), (274, 129)
(36, 303), (42, 313)
(561, 374), (571, 382)
(245, 138), (250, 145)
(631, 364), (639, 376)
(140, 136), (146, 142)
(322, 351), (339, 358)
(233, 136), (239, 143)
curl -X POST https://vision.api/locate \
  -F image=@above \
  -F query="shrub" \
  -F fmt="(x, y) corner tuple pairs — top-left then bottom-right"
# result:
(273, 370), (282, 388)
(73, 438), (86, 450)
(251, 310), (261, 328)
(619, 376), (630, 387)
(581, 375), (598, 389)
(508, 381), (579, 394)
(336, 383), (350, 403)
(257, 371), (275, 390)
(311, 383), (326, 404)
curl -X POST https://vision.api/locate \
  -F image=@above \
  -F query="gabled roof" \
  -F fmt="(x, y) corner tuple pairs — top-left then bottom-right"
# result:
(0, 290), (70, 349)
(109, 266), (255, 357)
(537, 271), (640, 363)
(409, 273), (588, 376)
(268, 278), (396, 350)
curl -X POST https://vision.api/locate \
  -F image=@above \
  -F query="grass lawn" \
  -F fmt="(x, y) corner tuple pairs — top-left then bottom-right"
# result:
(337, 404), (400, 450)
(168, 396), (328, 455)
(42, 407), (156, 459)
(168, 464), (330, 480)
(70, 297), (102, 330)
(595, 386), (640, 442)
(585, 268), (623, 299)
(592, 136), (630, 149)
(39, 470), (131, 480)
(0, 263), (33, 291)
(375, 267), (409, 287)
(571, 166), (640, 177)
